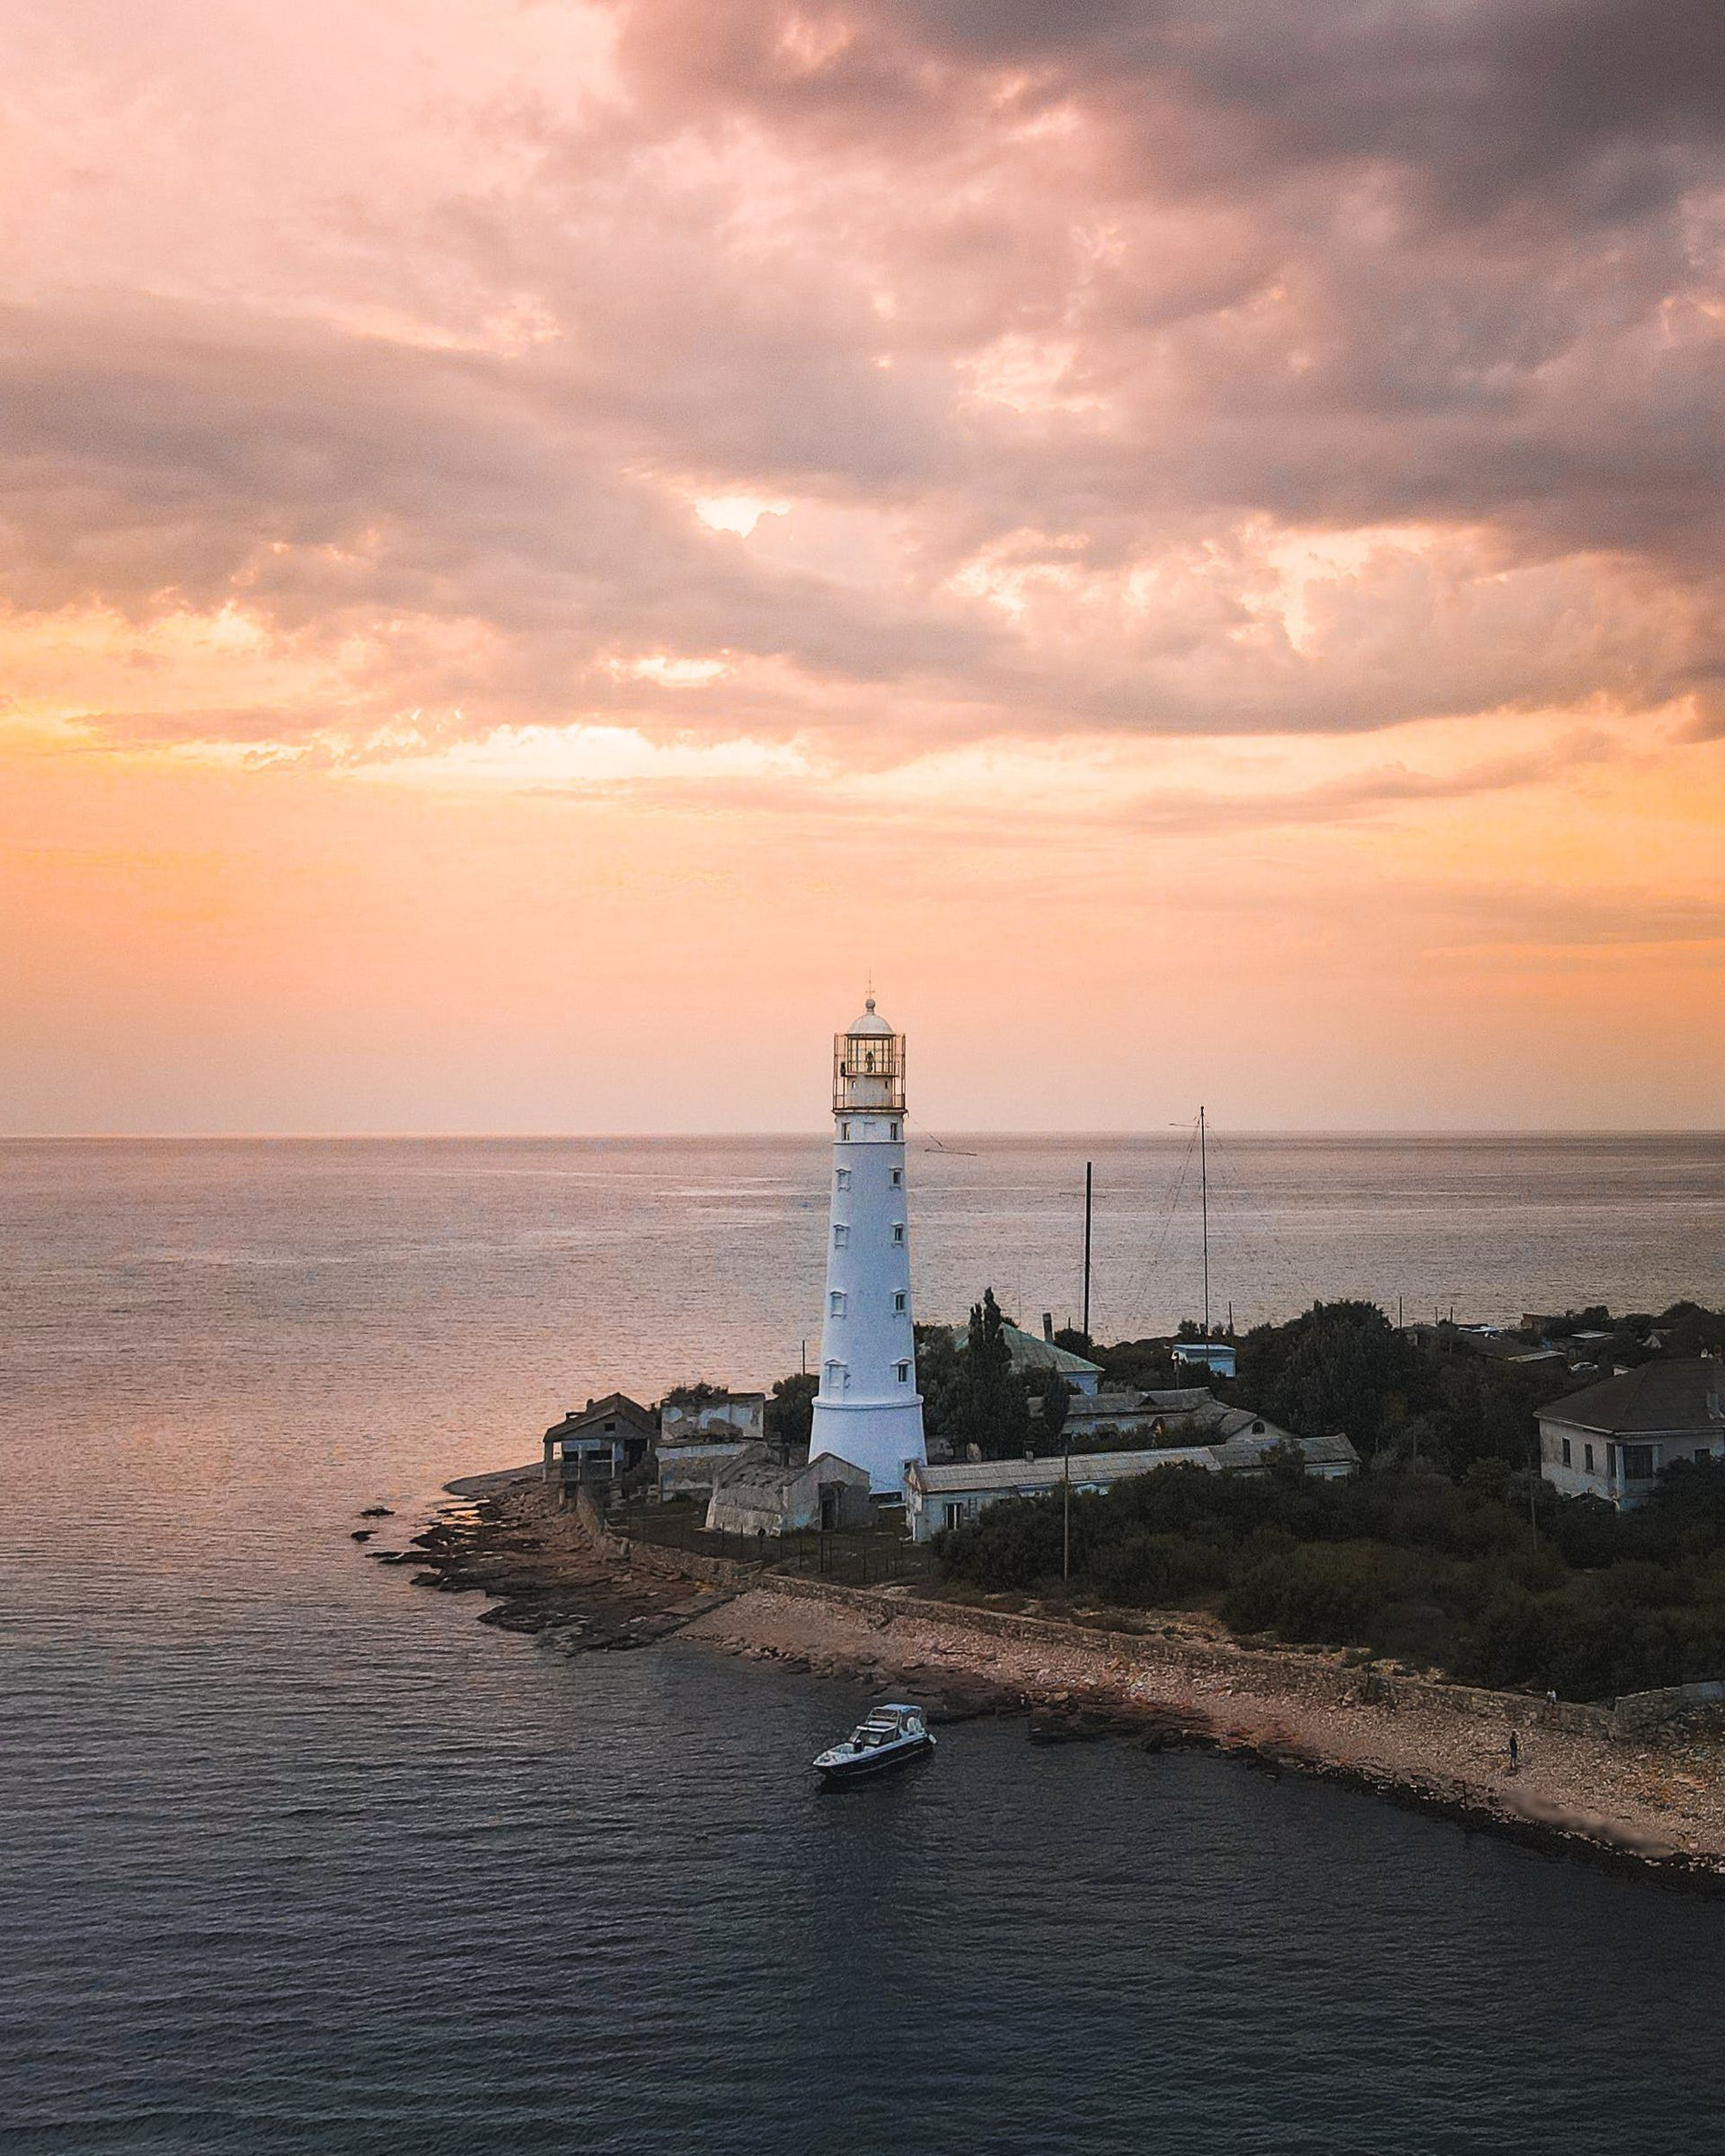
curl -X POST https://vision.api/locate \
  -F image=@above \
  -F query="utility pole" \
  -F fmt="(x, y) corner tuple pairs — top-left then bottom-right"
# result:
(1063, 1430), (1073, 1581)
(1199, 1105), (1210, 1339)
(1082, 1160), (1093, 1345)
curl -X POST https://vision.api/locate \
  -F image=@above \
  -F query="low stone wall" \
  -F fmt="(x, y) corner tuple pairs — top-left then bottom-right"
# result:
(753, 1576), (1634, 1739)
(1611, 1680), (1725, 1737)
(580, 1489), (767, 1587)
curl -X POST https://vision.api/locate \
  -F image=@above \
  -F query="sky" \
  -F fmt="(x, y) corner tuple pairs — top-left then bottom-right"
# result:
(2, 0), (1722, 1135)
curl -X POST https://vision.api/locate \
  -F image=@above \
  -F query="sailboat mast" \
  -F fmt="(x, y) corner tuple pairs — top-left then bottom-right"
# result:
(1199, 1105), (1209, 1338)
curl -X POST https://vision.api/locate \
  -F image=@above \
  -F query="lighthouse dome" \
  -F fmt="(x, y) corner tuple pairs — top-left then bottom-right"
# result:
(847, 995), (894, 1037)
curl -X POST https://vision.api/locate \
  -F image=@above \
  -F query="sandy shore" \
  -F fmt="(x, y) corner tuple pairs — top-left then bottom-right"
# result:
(385, 1474), (1725, 1889)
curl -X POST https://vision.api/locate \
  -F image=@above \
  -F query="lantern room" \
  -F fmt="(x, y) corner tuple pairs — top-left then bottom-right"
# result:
(832, 996), (905, 1114)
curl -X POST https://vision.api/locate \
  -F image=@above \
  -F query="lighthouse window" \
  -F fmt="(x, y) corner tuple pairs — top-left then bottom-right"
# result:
(890, 1168), (902, 1187)
(891, 1224), (905, 1245)
(834, 1224), (849, 1248)
(839, 1121), (850, 1141)
(896, 1361), (911, 1384)
(836, 1168), (851, 1190)
(894, 1292), (907, 1313)
(829, 1291), (846, 1317)
(889, 1121), (900, 1140)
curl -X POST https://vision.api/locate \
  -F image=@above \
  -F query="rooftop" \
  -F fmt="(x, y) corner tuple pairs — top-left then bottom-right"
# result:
(1544, 1357), (1725, 1437)
(846, 994), (895, 1038)
(911, 1447), (1220, 1494)
(910, 1425), (1359, 1496)
(1210, 1427), (1360, 1471)
(947, 1321), (1104, 1379)
(545, 1392), (656, 1440)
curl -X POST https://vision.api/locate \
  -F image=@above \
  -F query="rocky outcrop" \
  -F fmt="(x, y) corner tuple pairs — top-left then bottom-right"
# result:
(372, 1482), (741, 1654)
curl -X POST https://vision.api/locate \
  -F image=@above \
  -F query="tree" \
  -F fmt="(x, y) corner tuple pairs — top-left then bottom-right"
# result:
(1041, 1371), (1072, 1449)
(915, 1323), (963, 1437)
(1242, 1300), (1421, 1454)
(765, 1373), (817, 1458)
(660, 1380), (727, 1411)
(954, 1288), (1030, 1457)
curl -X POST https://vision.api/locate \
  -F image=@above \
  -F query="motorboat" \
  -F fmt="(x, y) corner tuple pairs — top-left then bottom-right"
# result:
(813, 1701), (934, 1785)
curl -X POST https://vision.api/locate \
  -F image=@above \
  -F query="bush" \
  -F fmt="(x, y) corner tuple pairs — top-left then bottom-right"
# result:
(1093, 1530), (1225, 1607)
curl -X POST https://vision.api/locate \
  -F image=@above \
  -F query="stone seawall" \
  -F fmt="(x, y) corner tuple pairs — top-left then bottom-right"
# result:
(758, 1575), (1623, 1738)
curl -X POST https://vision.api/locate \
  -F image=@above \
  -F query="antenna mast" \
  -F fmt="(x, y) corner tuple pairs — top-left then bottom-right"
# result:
(1199, 1106), (1209, 1339)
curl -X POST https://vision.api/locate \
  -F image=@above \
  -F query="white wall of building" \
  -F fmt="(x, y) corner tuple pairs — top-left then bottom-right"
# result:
(1539, 1417), (1725, 1509)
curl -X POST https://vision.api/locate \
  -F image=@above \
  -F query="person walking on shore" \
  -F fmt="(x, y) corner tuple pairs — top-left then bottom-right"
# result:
(1508, 1730), (1520, 1772)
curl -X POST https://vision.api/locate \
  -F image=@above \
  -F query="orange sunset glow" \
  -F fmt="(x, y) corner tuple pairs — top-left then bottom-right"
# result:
(4, 0), (1722, 1134)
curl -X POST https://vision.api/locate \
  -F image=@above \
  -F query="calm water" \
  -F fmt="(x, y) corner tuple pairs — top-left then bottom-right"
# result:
(4, 1135), (1725, 2154)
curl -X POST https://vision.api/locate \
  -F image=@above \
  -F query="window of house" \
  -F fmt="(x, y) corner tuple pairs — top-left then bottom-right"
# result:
(890, 1167), (902, 1186)
(891, 1223), (905, 1244)
(829, 1291), (846, 1316)
(1561, 1438), (1572, 1467)
(1623, 1445), (1656, 1480)
(896, 1360), (911, 1383)
(834, 1224), (849, 1247)
(1584, 1443), (1595, 1473)
(836, 1167), (851, 1190)
(894, 1292), (907, 1313)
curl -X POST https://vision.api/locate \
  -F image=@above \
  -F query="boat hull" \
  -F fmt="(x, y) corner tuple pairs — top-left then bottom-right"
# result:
(815, 1734), (934, 1786)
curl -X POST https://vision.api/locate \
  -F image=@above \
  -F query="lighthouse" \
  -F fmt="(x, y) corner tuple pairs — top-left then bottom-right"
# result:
(808, 997), (927, 1496)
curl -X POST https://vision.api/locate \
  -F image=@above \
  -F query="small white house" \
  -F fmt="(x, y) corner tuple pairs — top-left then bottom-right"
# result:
(704, 1446), (873, 1537)
(1172, 1339), (1238, 1379)
(543, 1394), (657, 1485)
(1539, 1358), (1725, 1510)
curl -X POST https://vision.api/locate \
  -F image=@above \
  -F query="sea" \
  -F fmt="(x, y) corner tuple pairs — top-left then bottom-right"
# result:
(4, 1133), (1725, 2155)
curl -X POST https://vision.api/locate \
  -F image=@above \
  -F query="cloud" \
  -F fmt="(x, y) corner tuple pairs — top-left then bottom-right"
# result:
(0, 0), (1721, 766)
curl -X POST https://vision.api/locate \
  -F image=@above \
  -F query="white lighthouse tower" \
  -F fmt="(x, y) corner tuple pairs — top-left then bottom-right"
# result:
(808, 996), (927, 1496)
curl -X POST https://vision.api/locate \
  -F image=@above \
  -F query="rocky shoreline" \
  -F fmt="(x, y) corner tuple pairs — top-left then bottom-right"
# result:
(368, 1471), (738, 1651)
(374, 1471), (1725, 1894)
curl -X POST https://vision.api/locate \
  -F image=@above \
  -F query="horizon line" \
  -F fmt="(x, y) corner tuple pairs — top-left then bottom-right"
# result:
(4, 1125), (1722, 1144)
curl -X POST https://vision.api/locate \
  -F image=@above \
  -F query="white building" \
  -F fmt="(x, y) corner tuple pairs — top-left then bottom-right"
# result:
(1539, 1358), (1725, 1510)
(904, 1429), (1359, 1542)
(808, 996), (928, 1496)
(704, 1446), (873, 1537)
(1172, 1339), (1237, 1379)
